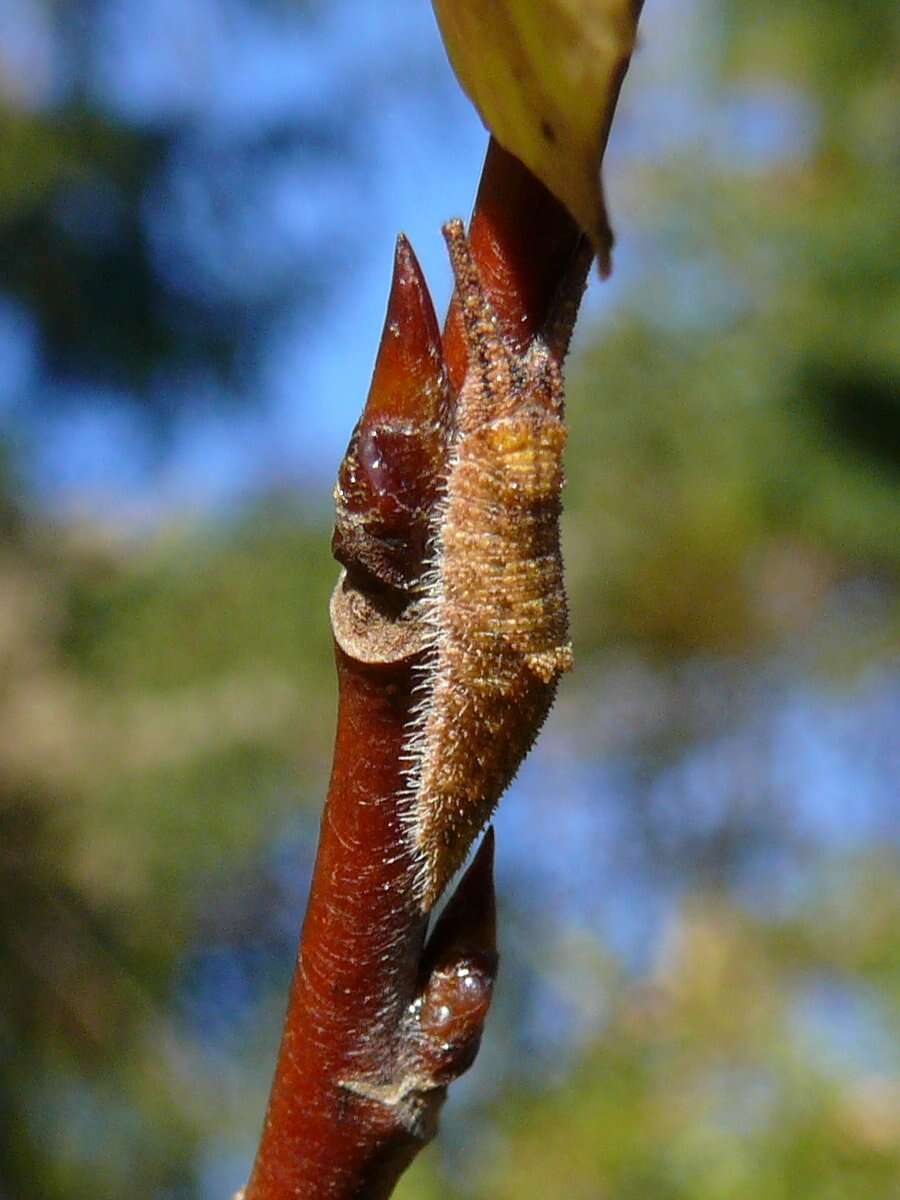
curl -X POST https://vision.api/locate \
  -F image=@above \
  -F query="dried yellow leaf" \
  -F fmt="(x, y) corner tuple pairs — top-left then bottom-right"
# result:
(432, 0), (642, 274)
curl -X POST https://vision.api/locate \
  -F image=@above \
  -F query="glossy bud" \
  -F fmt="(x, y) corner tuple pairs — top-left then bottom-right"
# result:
(333, 235), (448, 592)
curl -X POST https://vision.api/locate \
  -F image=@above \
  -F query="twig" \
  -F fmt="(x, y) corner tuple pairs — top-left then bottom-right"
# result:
(243, 139), (589, 1200)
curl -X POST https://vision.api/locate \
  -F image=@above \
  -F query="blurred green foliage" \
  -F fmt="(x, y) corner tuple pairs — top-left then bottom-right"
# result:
(1, 504), (337, 1197)
(1, 1), (898, 1198)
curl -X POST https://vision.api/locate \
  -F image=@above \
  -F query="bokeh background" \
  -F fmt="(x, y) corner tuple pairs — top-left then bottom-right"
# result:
(1, 1), (898, 1197)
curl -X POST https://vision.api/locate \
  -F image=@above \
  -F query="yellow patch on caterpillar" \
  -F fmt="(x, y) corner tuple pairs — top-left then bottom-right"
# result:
(526, 645), (574, 684)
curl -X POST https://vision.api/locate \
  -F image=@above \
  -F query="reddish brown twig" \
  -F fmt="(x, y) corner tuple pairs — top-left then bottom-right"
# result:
(443, 138), (588, 388)
(243, 139), (590, 1200)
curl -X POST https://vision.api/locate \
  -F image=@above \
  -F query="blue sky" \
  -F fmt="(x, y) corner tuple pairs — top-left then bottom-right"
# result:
(1, 0), (487, 520)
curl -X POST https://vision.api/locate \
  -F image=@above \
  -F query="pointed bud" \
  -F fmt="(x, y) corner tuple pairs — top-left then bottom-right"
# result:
(333, 235), (449, 592)
(409, 830), (497, 1085)
(369, 234), (448, 426)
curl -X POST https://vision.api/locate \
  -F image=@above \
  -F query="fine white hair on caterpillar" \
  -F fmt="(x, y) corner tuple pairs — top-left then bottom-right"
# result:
(401, 218), (573, 911)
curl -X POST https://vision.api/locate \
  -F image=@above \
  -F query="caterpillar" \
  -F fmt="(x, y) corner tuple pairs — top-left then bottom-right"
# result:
(403, 219), (574, 910)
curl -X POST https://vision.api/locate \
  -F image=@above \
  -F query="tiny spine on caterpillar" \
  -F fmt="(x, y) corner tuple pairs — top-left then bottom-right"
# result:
(402, 218), (574, 911)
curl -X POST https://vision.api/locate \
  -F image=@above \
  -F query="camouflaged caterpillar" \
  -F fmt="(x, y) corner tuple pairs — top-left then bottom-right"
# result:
(403, 219), (574, 911)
